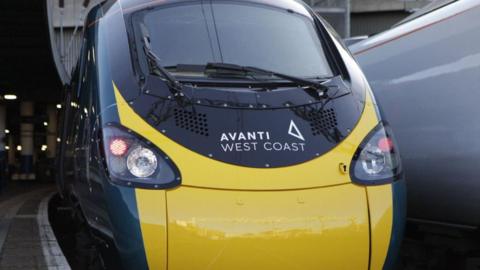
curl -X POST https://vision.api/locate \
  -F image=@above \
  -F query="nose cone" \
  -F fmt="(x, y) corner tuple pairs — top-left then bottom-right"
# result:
(135, 185), (370, 270)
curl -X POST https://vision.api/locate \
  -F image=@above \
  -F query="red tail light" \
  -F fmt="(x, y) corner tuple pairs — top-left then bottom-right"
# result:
(378, 137), (394, 152)
(109, 138), (129, 156)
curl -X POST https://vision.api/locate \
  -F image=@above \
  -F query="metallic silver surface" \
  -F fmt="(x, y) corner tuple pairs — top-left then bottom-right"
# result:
(351, 0), (480, 227)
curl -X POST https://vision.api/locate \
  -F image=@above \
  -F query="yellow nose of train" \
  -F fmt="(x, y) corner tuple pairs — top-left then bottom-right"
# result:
(112, 85), (405, 270)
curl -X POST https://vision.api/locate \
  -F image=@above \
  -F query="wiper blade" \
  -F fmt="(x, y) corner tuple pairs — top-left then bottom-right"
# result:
(143, 37), (184, 97)
(205, 62), (329, 96)
(141, 34), (186, 99)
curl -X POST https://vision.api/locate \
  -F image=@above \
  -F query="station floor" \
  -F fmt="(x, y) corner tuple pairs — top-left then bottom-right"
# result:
(0, 182), (69, 270)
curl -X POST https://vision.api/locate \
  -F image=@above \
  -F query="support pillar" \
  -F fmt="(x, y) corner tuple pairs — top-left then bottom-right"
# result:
(19, 102), (35, 180)
(7, 129), (14, 164)
(0, 105), (6, 190)
(7, 135), (15, 182)
(46, 105), (57, 159)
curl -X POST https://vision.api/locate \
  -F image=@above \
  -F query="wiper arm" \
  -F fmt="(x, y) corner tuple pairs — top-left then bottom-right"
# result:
(206, 62), (329, 96)
(142, 35), (186, 99)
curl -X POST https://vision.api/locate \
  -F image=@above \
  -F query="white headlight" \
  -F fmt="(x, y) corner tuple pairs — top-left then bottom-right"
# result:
(127, 147), (158, 178)
(360, 144), (386, 175)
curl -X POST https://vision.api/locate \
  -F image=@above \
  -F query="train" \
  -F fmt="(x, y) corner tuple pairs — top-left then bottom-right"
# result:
(351, 0), (480, 229)
(56, 0), (405, 269)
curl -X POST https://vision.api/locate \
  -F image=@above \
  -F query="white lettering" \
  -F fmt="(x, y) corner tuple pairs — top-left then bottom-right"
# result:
(221, 144), (235, 152)
(219, 130), (306, 153)
(228, 132), (237, 141)
(273, 142), (283, 151)
(247, 132), (256, 140)
(264, 142), (272, 151)
(291, 143), (299, 151)
(221, 142), (261, 152)
(234, 143), (243, 151)
(299, 143), (306, 151)
(238, 133), (247, 141)
(262, 142), (307, 152)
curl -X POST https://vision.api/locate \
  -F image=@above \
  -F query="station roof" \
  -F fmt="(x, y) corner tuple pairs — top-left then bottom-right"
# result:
(0, 0), (62, 103)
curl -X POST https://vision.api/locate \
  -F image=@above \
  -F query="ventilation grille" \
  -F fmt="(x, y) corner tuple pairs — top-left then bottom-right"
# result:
(309, 108), (338, 136)
(174, 109), (209, 136)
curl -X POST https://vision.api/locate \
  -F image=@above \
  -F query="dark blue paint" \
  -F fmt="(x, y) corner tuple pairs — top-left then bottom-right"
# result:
(383, 179), (407, 270)
(103, 184), (149, 270)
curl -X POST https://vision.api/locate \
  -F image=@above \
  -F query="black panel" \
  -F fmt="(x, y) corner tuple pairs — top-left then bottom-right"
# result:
(119, 75), (363, 168)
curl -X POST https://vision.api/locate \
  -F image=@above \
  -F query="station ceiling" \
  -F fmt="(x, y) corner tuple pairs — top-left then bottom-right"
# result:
(0, 0), (63, 103)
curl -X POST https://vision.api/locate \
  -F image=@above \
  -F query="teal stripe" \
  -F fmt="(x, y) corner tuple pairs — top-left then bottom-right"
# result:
(383, 179), (407, 269)
(104, 185), (149, 270)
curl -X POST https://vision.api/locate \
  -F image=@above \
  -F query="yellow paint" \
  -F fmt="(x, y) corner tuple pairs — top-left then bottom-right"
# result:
(166, 185), (369, 270)
(135, 189), (168, 270)
(114, 82), (390, 269)
(113, 84), (380, 190)
(366, 185), (394, 270)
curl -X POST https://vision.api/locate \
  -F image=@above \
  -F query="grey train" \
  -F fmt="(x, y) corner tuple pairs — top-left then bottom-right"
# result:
(351, 0), (480, 228)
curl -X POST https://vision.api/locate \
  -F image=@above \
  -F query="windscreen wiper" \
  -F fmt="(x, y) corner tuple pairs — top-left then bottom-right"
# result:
(141, 34), (186, 100)
(206, 62), (329, 97)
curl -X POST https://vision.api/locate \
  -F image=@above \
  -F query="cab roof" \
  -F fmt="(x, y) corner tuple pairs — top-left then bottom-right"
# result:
(115, 0), (310, 16)
(93, 0), (312, 30)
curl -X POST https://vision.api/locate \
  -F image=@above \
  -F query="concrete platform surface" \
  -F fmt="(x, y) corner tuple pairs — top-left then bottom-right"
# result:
(0, 184), (70, 270)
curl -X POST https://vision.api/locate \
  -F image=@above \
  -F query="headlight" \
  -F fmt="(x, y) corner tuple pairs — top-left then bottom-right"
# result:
(350, 122), (402, 185)
(127, 147), (158, 178)
(100, 124), (180, 189)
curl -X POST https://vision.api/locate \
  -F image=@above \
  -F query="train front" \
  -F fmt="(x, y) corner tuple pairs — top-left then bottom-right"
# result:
(95, 0), (405, 269)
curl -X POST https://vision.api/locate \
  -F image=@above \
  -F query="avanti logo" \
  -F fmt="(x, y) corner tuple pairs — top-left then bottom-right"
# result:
(218, 122), (307, 153)
(288, 120), (305, 141)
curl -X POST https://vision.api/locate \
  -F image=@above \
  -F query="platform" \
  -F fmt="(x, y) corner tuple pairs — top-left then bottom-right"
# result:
(0, 184), (70, 270)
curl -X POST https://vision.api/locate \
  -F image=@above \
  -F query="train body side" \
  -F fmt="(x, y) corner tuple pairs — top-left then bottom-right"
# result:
(351, 0), (480, 227)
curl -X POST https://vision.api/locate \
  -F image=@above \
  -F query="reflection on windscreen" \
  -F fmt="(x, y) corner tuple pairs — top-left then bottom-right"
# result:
(133, 2), (333, 78)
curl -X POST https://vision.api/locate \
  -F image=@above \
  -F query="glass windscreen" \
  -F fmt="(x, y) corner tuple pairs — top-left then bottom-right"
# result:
(131, 1), (334, 79)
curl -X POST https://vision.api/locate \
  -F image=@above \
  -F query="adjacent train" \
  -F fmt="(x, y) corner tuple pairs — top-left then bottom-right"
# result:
(351, 0), (480, 229)
(56, 0), (405, 269)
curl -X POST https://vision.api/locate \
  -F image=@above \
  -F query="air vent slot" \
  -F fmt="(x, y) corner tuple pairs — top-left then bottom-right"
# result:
(309, 108), (338, 136)
(174, 109), (209, 136)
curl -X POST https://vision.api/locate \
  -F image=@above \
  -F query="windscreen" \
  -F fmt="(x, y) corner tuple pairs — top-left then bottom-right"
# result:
(131, 1), (334, 78)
